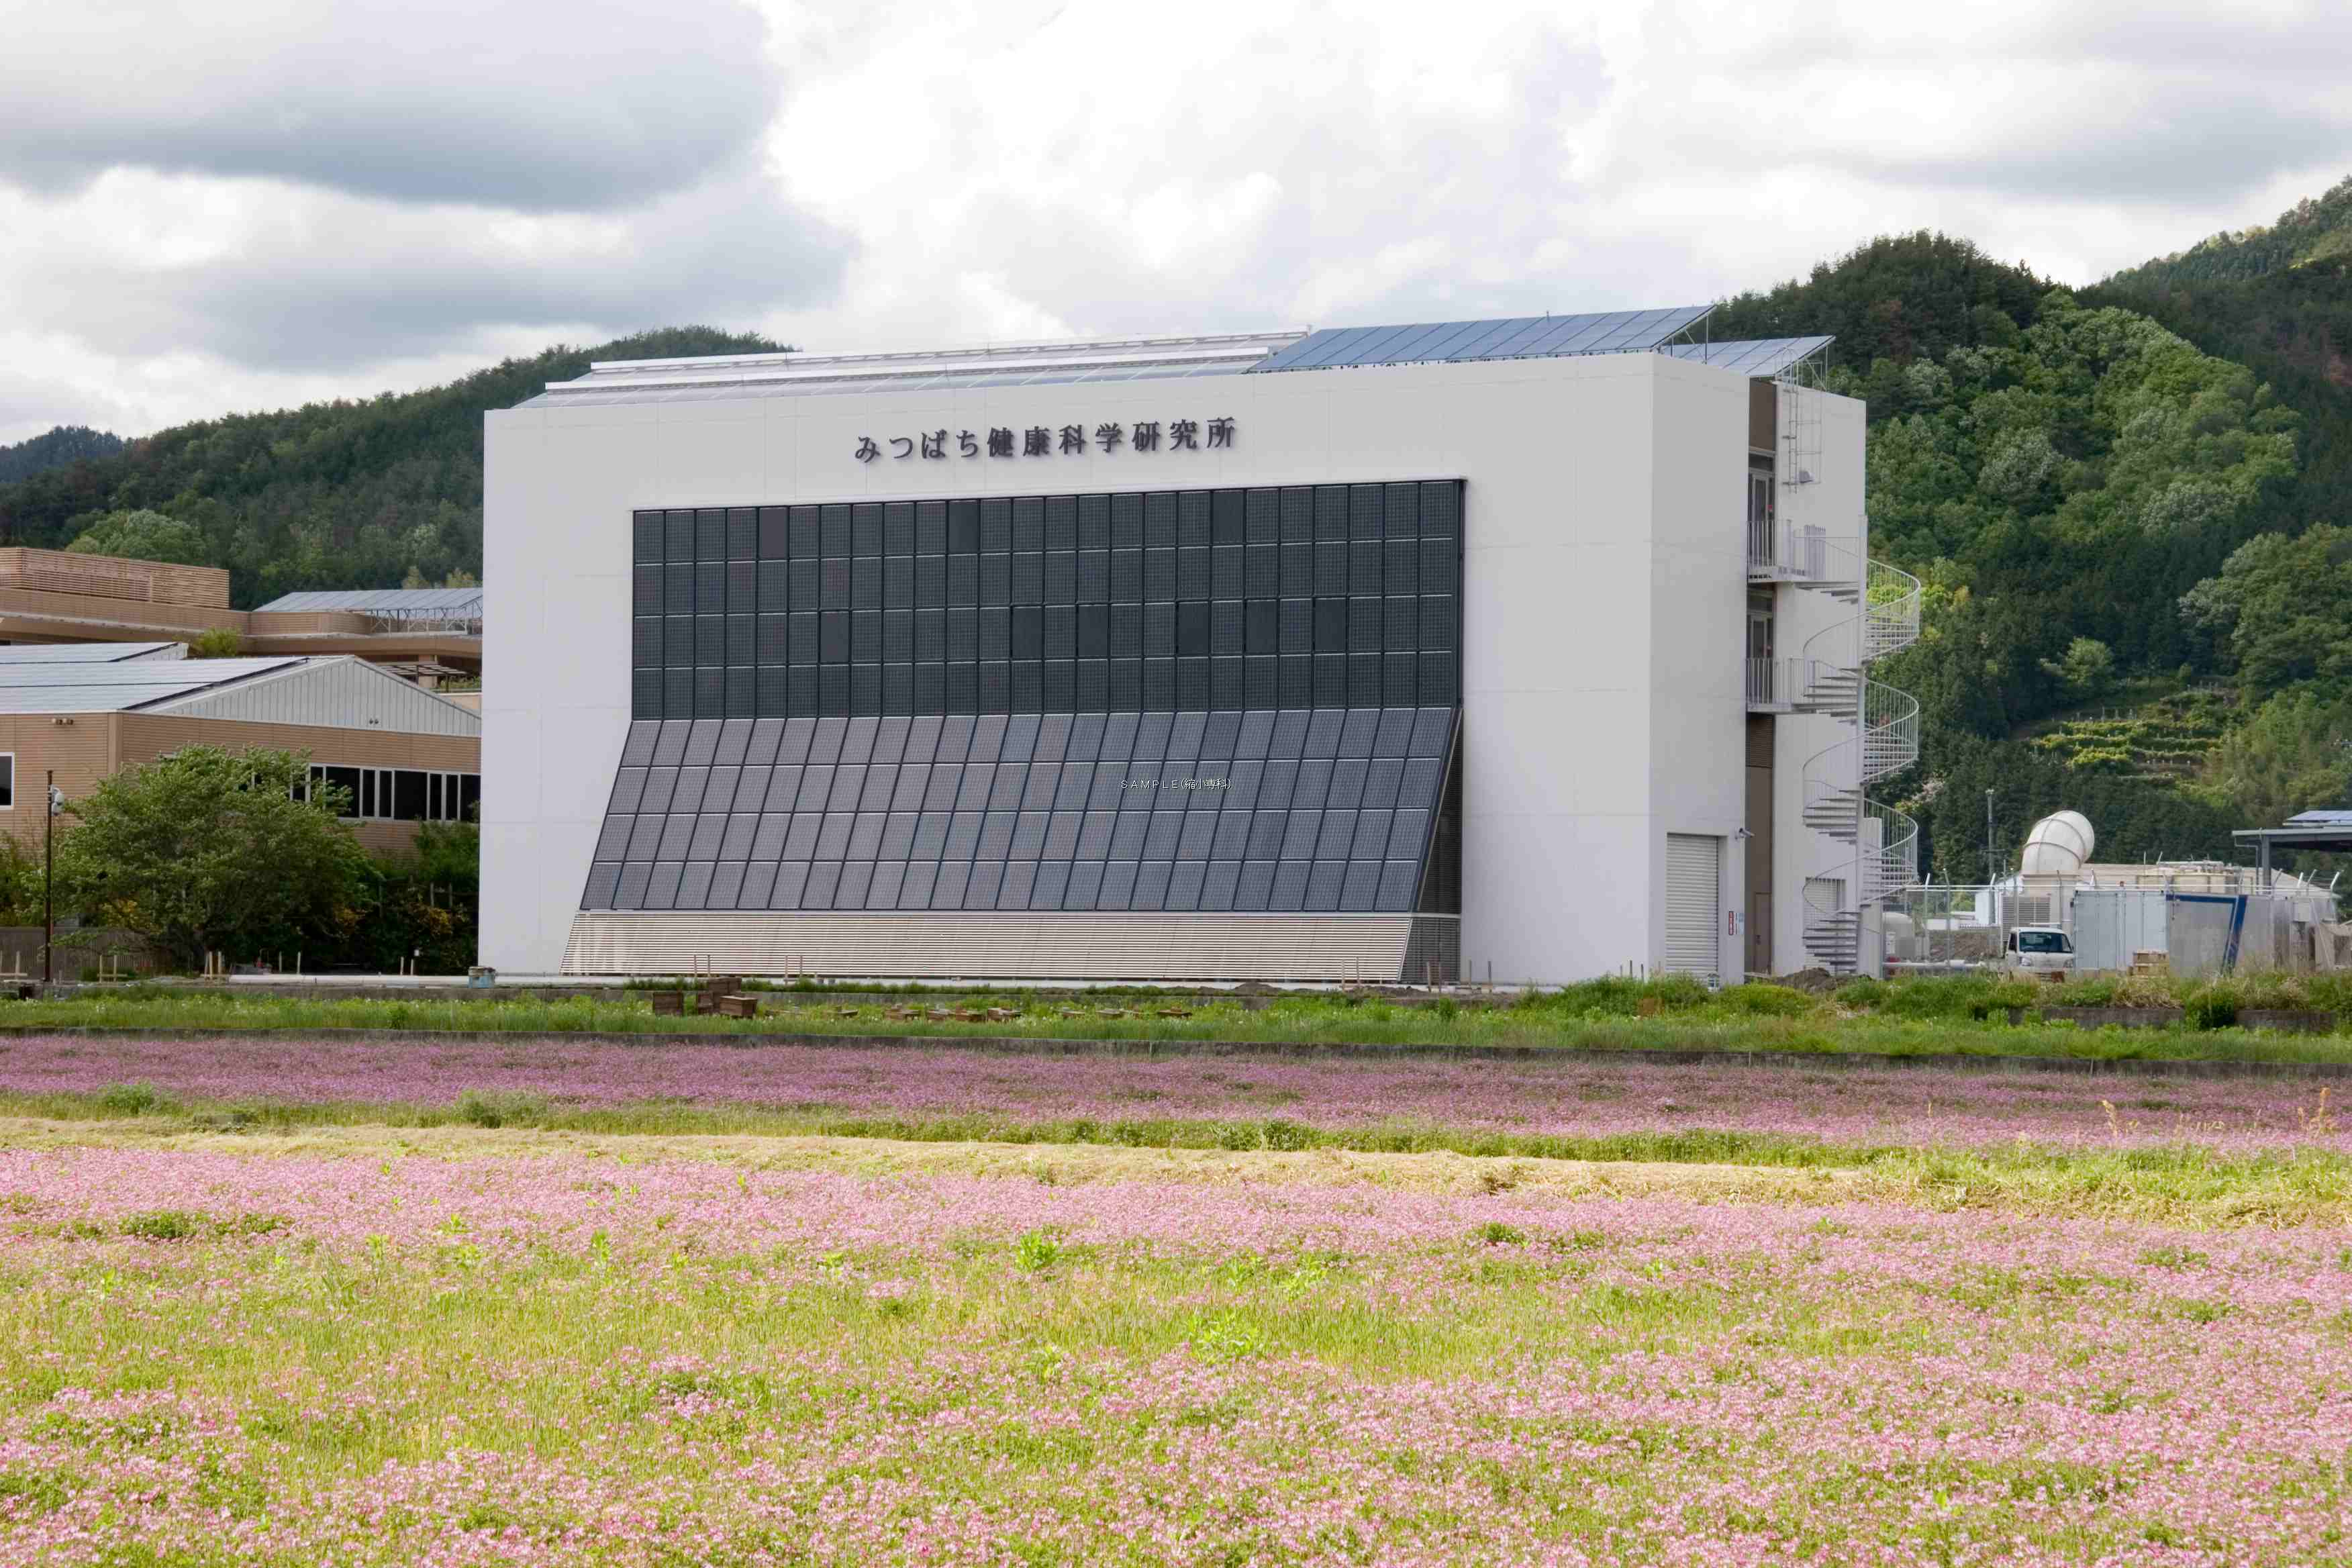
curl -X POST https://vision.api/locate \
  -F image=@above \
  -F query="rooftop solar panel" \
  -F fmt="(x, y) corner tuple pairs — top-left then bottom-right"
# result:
(1250, 305), (1712, 373)
(254, 587), (483, 618)
(1663, 336), (1835, 380)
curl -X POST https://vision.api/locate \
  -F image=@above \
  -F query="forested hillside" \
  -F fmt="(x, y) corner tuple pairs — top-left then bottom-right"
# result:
(0, 425), (123, 485)
(1718, 230), (2334, 876)
(2095, 177), (2352, 629)
(0, 328), (781, 607)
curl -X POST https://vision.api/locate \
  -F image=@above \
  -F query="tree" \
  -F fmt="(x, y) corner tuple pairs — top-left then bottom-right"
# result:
(186, 628), (244, 658)
(0, 425), (124, 486)
(57, 746), (367, 969)
(2197, 689), (2352, 826)
(2179, 524), (2352, 700)
(2038, 637), (2116, 700)
(64, 507), (212, 564)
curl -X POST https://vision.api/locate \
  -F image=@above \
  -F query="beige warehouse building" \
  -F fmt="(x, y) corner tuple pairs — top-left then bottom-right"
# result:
(0, 548), (481, 675)
(0, 644), (479, 855)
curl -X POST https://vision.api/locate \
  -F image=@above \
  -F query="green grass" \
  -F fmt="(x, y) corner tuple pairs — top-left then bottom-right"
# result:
(6, 979), (2352, 1065)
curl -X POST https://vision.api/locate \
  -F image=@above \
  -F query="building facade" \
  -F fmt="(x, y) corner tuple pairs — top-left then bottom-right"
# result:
(0, 645), (479, 856)
(483, 313), (1898, 982)
(0, 550), (481, 674)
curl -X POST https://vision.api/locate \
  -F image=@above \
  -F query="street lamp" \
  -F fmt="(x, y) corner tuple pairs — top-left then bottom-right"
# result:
(42, 773), (60, 986)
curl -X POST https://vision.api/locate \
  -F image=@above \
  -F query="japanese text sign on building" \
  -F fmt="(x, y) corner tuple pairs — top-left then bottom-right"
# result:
(854, 417), (1234, 464)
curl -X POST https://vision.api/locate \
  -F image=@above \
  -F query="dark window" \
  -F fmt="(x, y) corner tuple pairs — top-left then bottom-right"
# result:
(584, 483), (1466, 919)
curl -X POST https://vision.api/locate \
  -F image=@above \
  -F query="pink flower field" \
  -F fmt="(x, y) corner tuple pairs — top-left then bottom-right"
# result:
(0, 1144), (2347, 1564)
(1, 1030), (2347, 1153)
(3, 1035), (2350, 1563)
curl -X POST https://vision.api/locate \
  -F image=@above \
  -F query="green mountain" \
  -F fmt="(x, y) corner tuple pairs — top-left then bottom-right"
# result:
(0, 425), (124, 486)
(2106, 175), (2352, 289)
(1719, 229), (2326, 875)
(2094, 179), (2352, 591)
(0, 328), (782, 607)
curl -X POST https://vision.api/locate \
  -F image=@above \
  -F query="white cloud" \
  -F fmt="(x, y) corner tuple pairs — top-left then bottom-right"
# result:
(0, 0), (777, 211)
(4, 0), (2351, 444)
(0, 163), (846, 367)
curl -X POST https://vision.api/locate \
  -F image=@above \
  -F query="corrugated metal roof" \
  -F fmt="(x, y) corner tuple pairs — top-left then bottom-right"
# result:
(254, 587), (483, 618)
(1248, 306), (1714, 373)
(1663, 335), (1835, 379)
(0, 656), (305, 714)
(0, 652), (481, 734)
(144, 656), (479, 735)
(0, 642), (185, 663)
(2286, 810), (2352, 826)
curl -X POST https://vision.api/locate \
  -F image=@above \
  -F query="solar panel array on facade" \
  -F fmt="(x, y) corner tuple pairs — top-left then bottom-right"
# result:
(1250, 307), (1714, 374)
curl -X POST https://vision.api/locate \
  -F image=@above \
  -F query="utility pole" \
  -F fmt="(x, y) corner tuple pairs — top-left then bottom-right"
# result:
(1984, 789), (1997, 887)
(42, 771), (57, 986)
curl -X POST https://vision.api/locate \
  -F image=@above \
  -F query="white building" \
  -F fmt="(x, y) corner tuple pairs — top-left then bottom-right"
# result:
(482, 311), (1912, 983)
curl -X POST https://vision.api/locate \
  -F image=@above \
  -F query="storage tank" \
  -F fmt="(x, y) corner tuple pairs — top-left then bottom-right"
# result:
(2018, 810), (2095, 878)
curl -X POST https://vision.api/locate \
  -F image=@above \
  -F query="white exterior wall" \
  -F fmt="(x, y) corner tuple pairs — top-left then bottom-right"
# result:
(485, 352), (1781, 981)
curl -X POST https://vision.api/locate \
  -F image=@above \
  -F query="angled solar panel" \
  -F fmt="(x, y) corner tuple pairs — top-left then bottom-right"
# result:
(1252, 305), (1714, 373)
(1663, 336), (1834, 379)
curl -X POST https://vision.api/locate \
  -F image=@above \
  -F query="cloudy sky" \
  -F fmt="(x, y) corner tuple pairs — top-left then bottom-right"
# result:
(2, 0), (2348, 445)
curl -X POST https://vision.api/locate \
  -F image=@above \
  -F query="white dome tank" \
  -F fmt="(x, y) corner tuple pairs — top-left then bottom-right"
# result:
(2018, 810), (2095, 877)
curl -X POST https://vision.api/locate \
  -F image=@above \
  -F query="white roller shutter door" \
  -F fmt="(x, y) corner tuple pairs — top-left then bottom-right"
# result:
(1663, 834), (1721, 979)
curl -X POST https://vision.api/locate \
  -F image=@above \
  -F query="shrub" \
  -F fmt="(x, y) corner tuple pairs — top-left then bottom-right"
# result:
(454, 1089), (549, 1129)
(2113, 976), (2180, 1010)
(2237, 973), (2312, 1010)
(121, 1210), (205, 1240)
(93, 1082), (172, 1116)
(2182, 987), (2239, 1032)
(1718, 984), (1820, 1018)
(1259, 1119), (1313, 1151)
(1552, 975), (1712, 1017)
(1832, 978), (1890, 1010)
(1878, 977), (2003, 1021)
(1013, 1228), (1064, 1272)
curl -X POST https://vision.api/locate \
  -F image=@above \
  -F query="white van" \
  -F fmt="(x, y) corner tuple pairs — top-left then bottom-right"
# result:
(2004, 926), (2076, 975)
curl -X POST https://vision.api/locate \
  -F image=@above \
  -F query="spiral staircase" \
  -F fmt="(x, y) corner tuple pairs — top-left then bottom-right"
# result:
(1748, 526), (1921, 973)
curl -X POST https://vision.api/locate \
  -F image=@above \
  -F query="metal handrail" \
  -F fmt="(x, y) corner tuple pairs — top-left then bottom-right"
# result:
(1864, 558), (1921, 659)
(1771, 520), (1923, 973)
(1864, 799), (1919, 899)
(1860, 679), (1919, 782)
(1747, 523), (1845, 583)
